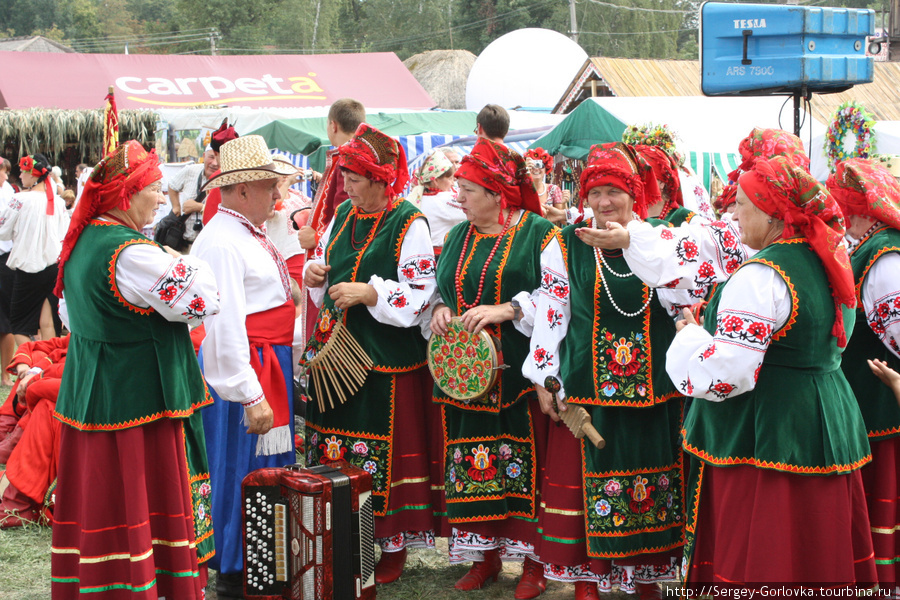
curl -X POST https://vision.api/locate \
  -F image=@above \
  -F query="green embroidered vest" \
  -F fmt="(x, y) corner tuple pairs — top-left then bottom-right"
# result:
(683, 239), (872, 474)
(560, 220), (679, 406)
(55, 222), (210, 430)
(844, 226), (900, 440)
(435, 211), (557, 412)
(323, 198), (427, 372)
(663, 206), (697, 227)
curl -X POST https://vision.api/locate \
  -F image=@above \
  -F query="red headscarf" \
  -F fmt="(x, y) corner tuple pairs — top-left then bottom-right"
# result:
(826, 158), (900, 231)
(633, 144), (683, 217)
(339, 123), (409, 196)
(579, 142), (649, 219)
(455, 138), (543, 217)
(728, 127), (810, 183)
(738, 156), (854, 347)
(524, 147), (553, 172)
(19, 154), (55, 216)
(54, 141), (162, 296)
(713, 183), (738, 213)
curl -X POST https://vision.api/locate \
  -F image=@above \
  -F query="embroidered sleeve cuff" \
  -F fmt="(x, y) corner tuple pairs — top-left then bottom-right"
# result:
(242, 393), (265, 408)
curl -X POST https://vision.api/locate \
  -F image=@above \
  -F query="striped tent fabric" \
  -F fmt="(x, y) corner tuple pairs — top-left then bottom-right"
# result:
(688, 151), (741, 189)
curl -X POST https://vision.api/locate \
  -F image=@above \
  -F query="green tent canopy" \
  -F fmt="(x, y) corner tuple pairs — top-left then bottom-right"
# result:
(249, 110), (479, 171)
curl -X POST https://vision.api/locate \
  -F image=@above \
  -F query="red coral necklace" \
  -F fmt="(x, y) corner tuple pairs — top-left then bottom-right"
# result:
(455, 209), (514, 310)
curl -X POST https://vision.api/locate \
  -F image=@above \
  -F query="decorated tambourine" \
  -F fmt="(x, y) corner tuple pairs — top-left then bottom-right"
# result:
(427, 317), (505, 401)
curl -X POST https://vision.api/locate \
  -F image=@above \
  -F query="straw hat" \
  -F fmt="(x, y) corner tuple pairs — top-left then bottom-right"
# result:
(203, 135), (296, 190)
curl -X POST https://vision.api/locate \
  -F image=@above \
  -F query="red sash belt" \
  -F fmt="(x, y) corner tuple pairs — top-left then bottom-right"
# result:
(246, 299), (295, 452)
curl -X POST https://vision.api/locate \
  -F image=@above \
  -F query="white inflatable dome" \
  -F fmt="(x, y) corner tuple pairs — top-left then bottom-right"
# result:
(466, 28), (589, 111)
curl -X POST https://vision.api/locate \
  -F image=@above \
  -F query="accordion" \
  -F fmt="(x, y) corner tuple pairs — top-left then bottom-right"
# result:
(242, 462), (376, 600)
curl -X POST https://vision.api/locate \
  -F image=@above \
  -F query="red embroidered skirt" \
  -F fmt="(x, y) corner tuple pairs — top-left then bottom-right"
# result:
(52, 419), (207, 599)
(688, 463), (877, 589)
(861, 436), (900, 593)
(375, 367), (449, 539)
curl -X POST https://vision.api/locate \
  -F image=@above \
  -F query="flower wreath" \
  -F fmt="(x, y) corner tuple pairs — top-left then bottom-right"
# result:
(825, 101), (877, 171)
(622, 123), (684, 167)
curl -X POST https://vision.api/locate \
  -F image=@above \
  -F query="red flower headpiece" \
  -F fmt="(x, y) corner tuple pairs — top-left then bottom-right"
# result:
(19, 154), (54, 216)
(339, 123), (409, 196)
(525, 148), (553, 172)
(455, 138), (543, 218)
(210, 121), (239, 153)
(738, 156), (854, 347)
(826, 158), (900, 231)
(579, 142), (649, 219)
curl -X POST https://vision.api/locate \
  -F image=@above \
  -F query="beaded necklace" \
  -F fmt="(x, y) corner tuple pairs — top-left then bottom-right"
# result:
(593, 245), (654, 318)
(349, 200), (390, 251)
(846, 221), (883, 256)
(455, 209), (514, 310)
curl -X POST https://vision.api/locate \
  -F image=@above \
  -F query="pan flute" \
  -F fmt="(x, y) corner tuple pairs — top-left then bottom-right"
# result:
(242, 462), (376, 600)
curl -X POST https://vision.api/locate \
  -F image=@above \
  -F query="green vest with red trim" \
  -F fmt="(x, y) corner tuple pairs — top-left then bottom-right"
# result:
(55, 221), (210, 430)
(663, 206), (697, 227)
(434, 211), (557, 412)
(843, 226), (900, 440)
(560, 219), (679, 407)
(682, 239), (871, 474)
(319, 197), (427, 372)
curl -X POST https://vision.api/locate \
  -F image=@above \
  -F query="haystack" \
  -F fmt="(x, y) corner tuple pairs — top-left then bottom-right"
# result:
(404, 50), (476, 110)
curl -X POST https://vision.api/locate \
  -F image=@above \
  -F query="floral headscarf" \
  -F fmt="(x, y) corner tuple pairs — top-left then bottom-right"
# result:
(579, 142), (649, 219)
(738, 155), (854, 347)
(455, 138), (543, 218)
(407, 150), (454, 206)
(633, 144), (683, 217)
(339, 123), (409, 196)
(55, 141), (162, 296)
(713, 183), (738, 213)
(827, 158), (900, 231)
(728, 127), (810, 183)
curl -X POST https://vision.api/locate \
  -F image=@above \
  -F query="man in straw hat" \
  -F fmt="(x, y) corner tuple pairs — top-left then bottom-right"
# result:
(192, 134), (298, 599)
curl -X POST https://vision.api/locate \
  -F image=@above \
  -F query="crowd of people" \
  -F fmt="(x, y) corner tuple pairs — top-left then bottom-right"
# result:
(0, 98), (899, 600)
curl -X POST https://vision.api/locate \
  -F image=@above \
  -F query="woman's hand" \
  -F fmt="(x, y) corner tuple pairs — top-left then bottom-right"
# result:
(328, 282), (377, 309)
(575, 221), (630, 249)
(675, 307), (699, 332)
(430, 304), (453, 336)
(304, 263), (331, 288)
(460, 303), (514, 334)
(535, 384), (563, 422)
(869, 359), (900, 404)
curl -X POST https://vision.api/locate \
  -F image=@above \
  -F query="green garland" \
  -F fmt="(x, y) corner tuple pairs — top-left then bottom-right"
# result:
(824, 101), (876, 171)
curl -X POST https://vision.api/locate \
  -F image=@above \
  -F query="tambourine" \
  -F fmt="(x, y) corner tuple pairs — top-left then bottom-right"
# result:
(427, 317), (505, 401)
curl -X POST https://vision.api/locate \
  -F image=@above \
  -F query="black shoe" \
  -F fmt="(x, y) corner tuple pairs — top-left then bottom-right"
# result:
(216, 571), (244, 599)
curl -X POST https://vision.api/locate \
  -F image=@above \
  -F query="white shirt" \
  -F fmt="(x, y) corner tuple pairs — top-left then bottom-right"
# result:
(420, 190), (465, 247)
(0, 190), (69, 272)
(76, 168), (93, 202)
(192, 207), (292, 405)
(849, 235), (900, 360)
(666, 263), (791, 402)
(678, 169), (715, 220)
(0, 183), (14, 254)
(266, 190), (310, 263)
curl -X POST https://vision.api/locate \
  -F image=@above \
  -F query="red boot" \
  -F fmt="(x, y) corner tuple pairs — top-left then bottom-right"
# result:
(375, 548), (407, 585)
(574, 581), (600, 600)
(0, 424), (23, 465)
(454, 548), (502, 591)
(0, 481), (39, 529)
(514, 556), (547, 599)
(636, 582), (663, 600)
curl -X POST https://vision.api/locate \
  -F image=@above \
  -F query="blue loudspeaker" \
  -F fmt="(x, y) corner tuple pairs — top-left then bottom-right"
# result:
(701, 2), (875, 96)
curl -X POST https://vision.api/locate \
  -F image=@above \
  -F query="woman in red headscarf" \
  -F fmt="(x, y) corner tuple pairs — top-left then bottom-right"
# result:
(524, 142), (691, 600)
(667, 156), (876, 590)
(50, 141), (221, 599)
(525, 147), (568, 226)
(428, 138), (562, 597)
(0, 153), (69, 345)
(302, 123), (443, 585)
(828, 158), (900, 595)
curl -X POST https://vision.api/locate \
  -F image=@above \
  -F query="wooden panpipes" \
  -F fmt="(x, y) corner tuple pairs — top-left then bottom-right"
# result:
(305, 320), (374, 412)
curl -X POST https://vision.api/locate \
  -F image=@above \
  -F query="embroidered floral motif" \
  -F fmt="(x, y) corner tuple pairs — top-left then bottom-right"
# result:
(190, 477), (213, 546)
(150, 258), (198, 308)
(868, 291), (900, 346)
(679, 378), (694, 395)
(540, 269), (570, 300)
(181, 295), (208, 320)
(695, 261), (717, 286)
(659, 228), (674, 240)
(547, 308), (563, 330)
(707, 379), (736, 400)
(715, 309), (774, 351)
(533, 347), (554, 370)
(586, 469), (682, 535)
(676, 239), (699, 263)
(596, 328), (650, 398)
(7, 198), (22, 211)
(400, 254), (436, 280)
(445, 438), (533, 499)
(387, 289), (408, 308)
(306, 429), (391, 493)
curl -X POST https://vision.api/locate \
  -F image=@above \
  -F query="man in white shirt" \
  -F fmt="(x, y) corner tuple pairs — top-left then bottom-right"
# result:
(168, 148), (219, 247)
(191, 135), (297, 599)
